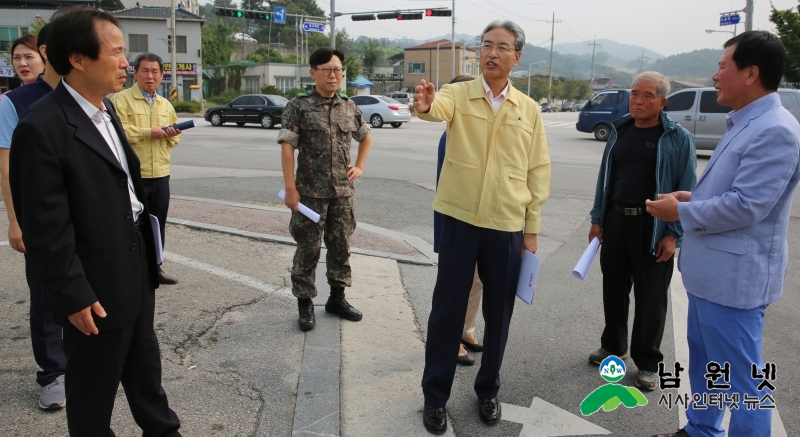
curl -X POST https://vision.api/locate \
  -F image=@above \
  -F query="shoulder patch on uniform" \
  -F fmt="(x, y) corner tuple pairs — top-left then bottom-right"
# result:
(337, 92), (349, 100)
(297, 92), (309, 98)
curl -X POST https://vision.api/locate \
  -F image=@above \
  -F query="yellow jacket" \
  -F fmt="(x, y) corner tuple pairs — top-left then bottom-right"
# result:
(419, 77), (550, 234)
(112, 83), (180, 178)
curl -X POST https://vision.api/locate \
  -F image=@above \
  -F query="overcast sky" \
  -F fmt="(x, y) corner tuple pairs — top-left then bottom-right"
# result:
(310, 0), (797, 57)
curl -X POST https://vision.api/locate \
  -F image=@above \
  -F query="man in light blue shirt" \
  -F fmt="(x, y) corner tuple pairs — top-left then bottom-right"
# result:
(647, 31), (800, 437)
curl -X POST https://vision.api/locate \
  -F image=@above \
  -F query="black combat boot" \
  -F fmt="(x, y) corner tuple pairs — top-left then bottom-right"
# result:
(297, 298), (316, 331)
(325, 286), (363, 321)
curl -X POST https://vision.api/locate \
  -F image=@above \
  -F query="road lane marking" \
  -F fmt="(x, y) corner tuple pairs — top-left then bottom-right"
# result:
(164, 251), (293, 297)
(501, 397), (610, 436)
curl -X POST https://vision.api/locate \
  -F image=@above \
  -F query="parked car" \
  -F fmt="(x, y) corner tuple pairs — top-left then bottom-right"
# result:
(386, 92), (413, 106)
(665, 87), (800, 150)
(540, 102), (557, 113)
(561, 101), (575, 112)
(576, 89), (631, 141)
(351, 95), (411, 128)
(227, 33), (257, 43)
(204, 94), (288, 129)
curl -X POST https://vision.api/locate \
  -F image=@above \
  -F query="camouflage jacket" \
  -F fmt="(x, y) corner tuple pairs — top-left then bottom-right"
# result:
(277, 87), (370, 198)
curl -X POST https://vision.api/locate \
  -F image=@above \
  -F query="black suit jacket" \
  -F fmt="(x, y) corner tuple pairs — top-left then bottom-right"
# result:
(9, 82), (159, 330)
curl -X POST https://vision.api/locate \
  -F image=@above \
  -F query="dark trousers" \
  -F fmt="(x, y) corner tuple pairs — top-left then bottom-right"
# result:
(422, 215), (522, 407)
(63, 231), (180, 437)
(142, 176), (170, 249)
(599, 207), (673, 372)
(25, 254), (67, 386)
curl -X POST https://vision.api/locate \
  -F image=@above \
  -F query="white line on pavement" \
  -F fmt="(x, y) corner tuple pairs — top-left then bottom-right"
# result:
(670, 269), (787, 436)
(164, 251), (293, 298)
(0, 241), (8, 246)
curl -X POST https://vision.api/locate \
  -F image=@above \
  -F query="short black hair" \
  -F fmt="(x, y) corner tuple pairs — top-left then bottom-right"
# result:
(45, 6), (120, 76)
(309, 47), (345, 69)
(134, 53), (164, 73)
(36, 23), (51, 51)
(724, 30), (785, 91)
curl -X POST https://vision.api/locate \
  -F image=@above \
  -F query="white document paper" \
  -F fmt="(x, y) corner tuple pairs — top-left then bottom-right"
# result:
(278, 189), (321, 223)
(516, 250), (541, 305)
(573, 237), (601, 280)
(148, 214), (164, 264)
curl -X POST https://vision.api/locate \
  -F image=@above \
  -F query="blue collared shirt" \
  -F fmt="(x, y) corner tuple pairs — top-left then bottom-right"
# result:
(140, 88), (155, 105)
(0, 76), (53, 148)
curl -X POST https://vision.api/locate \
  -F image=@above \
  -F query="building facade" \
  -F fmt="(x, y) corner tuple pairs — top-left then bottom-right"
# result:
(403, 39), (478, 91)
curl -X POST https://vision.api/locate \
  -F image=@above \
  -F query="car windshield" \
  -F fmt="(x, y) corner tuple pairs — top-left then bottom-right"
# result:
(268, 95), (289, 105)
(377, 96), (402, 104)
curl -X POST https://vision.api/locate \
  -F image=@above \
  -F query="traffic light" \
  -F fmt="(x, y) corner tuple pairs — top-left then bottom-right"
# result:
(351, 13), (376, 21)
(376, 12), (398, 20)
(397, 12), (422, 20)
(245, 10), (271, 20)
(216, 7), (243, 17)
(425, 9), (452, 17)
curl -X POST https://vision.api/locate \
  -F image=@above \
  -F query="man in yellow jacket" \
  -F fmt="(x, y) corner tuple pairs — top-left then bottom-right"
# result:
(415, 20), (551, 434)
(113, 53), (181, 284)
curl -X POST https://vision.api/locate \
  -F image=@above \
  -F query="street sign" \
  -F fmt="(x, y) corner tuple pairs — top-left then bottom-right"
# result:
(303, 21), (326, 33)
(720, 14), (740, 26)
(274, 6), (286, 24)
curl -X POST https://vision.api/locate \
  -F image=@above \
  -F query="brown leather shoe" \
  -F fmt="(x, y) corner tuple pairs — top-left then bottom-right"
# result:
(158, 267), (178, 285)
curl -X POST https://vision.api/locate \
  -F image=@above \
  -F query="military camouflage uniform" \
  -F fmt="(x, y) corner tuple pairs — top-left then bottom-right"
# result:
(277, 87), (370, 299)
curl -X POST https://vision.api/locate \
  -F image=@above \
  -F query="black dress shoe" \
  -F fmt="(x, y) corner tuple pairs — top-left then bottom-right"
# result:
(478, 398), (501, 424)
(457, 353), (475, 366)
(461, 338), (484, 352)
(158, 268), (178, 285)
(297, 299), (316, 331)
(325, 286), (363, 321)
(423, 403), (447, 434)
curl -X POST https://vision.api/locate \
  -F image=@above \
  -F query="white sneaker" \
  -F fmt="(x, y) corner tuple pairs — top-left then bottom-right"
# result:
(38, 375), (66, 410)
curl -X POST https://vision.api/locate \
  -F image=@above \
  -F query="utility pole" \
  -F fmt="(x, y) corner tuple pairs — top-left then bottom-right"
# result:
(636, 49), (650, 73)
(745, 0), (753, 32)
(546, 12), (560, 103)
(587, 36), (602, 90)
(170, 0), (178, 101)
(451, 0), (455, 79)
(330, 0), (335, 47)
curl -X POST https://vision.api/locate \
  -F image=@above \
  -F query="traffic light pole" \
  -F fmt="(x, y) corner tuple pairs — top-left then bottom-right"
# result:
(171, 0), (178, 101)
(330, 0), (336, 48)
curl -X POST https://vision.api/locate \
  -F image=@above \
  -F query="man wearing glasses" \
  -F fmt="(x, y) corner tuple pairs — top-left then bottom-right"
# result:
(278, 47), (371, 332)
(414, 20), (551, 434)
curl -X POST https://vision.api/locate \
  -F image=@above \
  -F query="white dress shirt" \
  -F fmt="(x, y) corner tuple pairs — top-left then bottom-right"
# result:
(63, 79), (144, 220)
(482, 76), (509, 114)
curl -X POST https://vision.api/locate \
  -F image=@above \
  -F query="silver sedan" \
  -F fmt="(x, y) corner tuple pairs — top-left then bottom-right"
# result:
(351, 95), (412, 128)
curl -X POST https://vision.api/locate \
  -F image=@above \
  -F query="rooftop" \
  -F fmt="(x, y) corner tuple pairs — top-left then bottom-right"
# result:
(111, 5), (204, 21)
(405, 39), (475, 51)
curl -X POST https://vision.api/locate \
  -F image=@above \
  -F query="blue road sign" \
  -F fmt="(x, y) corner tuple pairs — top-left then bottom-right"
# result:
(303, 21), (326, 33)
(720, 14), (741, 26)
(274, 6), (286, 24)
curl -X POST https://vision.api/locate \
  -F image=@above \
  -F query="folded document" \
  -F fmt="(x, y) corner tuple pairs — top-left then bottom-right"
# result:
(516, 250), (541, 305)
(278, 189), (321, 223)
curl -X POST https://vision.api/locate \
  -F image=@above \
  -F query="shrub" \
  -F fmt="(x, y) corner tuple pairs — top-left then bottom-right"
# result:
(260, 85), (283, 96)
(286, 87), (307, 98)
(172, 100), (202, 113)
(209, 90), (246, 105)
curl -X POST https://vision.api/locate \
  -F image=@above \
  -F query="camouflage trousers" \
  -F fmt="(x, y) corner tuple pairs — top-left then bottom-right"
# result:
(289, 195), (356, 299)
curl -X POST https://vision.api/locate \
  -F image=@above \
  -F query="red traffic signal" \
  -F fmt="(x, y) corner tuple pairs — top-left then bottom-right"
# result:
(397, 12), (422, 20)
(425, 9), (452, 17)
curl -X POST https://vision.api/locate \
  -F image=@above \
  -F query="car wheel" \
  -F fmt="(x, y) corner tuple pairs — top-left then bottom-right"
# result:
(210, 112), (223, 126)
(370, 114), (384, 128)
(236, 122), (245, 126)
(593, 124), (611, 141)
(260, 114), (274, 129)
(390, 122), (402, 128)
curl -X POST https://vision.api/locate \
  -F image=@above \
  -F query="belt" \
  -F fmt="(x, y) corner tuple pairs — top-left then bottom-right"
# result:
(615, 204), (648, 216)
(133, 218), (142, 232)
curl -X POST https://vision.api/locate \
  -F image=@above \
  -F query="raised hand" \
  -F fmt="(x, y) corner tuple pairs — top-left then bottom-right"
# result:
(413, 79), (436, 113)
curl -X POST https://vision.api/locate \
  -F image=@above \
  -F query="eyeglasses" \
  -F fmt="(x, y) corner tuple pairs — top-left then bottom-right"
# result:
(314, 67), (344, 76)
(480, 42), (515, 54)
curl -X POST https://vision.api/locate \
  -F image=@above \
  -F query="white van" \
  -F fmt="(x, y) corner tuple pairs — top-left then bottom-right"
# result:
(663, 87), (800, 150)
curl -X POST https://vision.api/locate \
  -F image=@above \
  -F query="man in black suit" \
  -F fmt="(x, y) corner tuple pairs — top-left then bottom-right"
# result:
(9, 7), (181, 436)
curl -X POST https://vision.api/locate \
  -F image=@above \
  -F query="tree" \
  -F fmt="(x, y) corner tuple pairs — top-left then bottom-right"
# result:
(771, 3), (800, 85)
(344, 52), (362, 79)
(226, 63), (249, 90)
(561, 78), (592, 101)
(247, 46), (287, 63)
(361, 39), (382, 75)
(29, 19), (47, 35)
(202, 21), (237, 66)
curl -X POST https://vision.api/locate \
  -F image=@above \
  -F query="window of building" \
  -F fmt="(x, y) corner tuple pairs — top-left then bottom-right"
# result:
(0, 27), (21, 52)
(408, 62), (425, 74)
(277, 77), (295, 92)
(244, 77), (259, 94)
(168, 35), (188, 53)
(129, 34), (148, 53)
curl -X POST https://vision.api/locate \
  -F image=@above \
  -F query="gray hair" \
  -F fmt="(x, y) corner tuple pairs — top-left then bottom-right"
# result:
(481, 20), (525, 52)
(632, 71), (670, 99)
